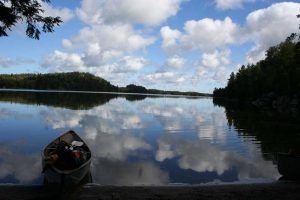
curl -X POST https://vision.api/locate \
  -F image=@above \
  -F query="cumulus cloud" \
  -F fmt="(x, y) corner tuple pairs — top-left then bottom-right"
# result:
(244, 2), (300, 63)
(166, 56), (186, 69)
(201, 49), (231, 69)
(40, 1), (300, 90)
(61, 23), (155, 67)
(120, 56), (149, 72)
(63, 24), (155, 55)
(43, 23), (155, 80)
(214, 0), (256, 10)
(161, 2), (300, 65)
(160, 26), (182, 54)
(181, 17), (240, 51)
(143, 71), (186, 85)
(193, 49), (231, 83)
(42, 50), (148, 83)
(76, 0), (183, 26)
(41, 1), (75, 22)
(42, 50), (85, 71)
(161, 17), (240, 53)
(43, 0), (171, 83)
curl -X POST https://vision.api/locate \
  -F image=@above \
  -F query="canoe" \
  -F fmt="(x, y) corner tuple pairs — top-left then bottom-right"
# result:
(277, 153), (300, 178)
(42, 130), (92, 186)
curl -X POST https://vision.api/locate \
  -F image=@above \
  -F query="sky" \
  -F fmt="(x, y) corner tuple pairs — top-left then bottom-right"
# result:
(0, 0), (299, 93)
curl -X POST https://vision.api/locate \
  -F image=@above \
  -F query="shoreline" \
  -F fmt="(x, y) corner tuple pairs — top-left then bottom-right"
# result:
(0, 182), (299, 200)
(0, 88), (212, 98)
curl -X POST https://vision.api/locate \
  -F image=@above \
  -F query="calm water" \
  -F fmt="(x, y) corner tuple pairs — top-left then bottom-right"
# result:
(0, 90), (300, 185)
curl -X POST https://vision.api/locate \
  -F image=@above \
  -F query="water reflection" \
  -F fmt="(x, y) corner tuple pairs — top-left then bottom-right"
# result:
(213, 98), (300, 156)
(92, 159), (169, 185)
(0, 145), (41, 183)
(0, 107), (33, 120)
(0, 90), (118, 110)
(156, 135), (277, 180)
(0, 91), (289, 185)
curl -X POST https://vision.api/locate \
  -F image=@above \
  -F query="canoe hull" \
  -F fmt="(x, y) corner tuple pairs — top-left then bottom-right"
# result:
(43, 159), (91, 186)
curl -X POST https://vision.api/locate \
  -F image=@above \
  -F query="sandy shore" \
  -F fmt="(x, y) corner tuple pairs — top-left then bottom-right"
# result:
(0, 182), (300, 200)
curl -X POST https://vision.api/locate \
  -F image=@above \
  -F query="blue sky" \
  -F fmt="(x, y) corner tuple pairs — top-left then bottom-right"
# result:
(0, 0), (299, 93)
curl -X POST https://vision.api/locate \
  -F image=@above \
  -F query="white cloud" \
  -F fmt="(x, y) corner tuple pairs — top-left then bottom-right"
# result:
(161, 2), (300, 65)
(56, 23), (155, 72)
(166, 56), (186, 69)
(161, 17), (240, 53)
(181, 17), (240, 51)
(143, 71), (186, 84)
(193, 49), (231, 83)
(42, 52), (148, 84)
(43, 0), (162, 82)
(63, 23), (155, 58)
(160, 26), (182, 54)
(214, 0), (256, 10)
(42, 50), (85, 71)
(244, 2), (300, 63)
(41, 1), (300, 91)
(41, 1), (75, 22)
(76, 0), (183, 26)
(202, 49), (231, 69)
(121, 56), (148, 72)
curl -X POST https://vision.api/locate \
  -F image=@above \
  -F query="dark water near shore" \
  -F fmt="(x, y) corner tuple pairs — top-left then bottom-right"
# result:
(0, 90), (299, 185)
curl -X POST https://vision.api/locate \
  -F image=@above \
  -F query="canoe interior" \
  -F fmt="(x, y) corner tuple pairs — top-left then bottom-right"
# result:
(43, 130), (91, 174)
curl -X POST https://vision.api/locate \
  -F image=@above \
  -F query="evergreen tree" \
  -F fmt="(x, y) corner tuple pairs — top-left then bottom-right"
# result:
(0, 0), (61, 39)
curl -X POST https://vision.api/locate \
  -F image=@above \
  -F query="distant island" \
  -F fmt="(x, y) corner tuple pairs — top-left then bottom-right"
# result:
(0, 72), (210, 97)
(213, 33), (300, 111)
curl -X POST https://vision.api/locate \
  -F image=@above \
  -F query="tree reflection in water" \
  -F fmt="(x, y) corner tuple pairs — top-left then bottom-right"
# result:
(213, 98), (300, 157)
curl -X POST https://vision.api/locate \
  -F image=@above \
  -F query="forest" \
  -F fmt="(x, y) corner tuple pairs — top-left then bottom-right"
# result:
(0, 72), (209, 97)
(213, 33), (300, 109)
(0, 72), (118, 92)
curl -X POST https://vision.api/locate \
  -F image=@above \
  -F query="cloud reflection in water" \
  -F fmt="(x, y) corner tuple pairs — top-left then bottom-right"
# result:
(156, 135), (279, 181)
(0, 95), (281, 185)
(0, 146), (41, 184)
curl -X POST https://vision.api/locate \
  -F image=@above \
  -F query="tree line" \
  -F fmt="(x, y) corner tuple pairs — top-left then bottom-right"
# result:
(0, 72), (210, 96)
(0, 72), (118, 92)
(213, 33), (300, 101)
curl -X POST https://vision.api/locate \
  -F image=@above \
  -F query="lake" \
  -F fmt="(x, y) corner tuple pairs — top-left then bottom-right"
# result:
(0, 90), (299, 185)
